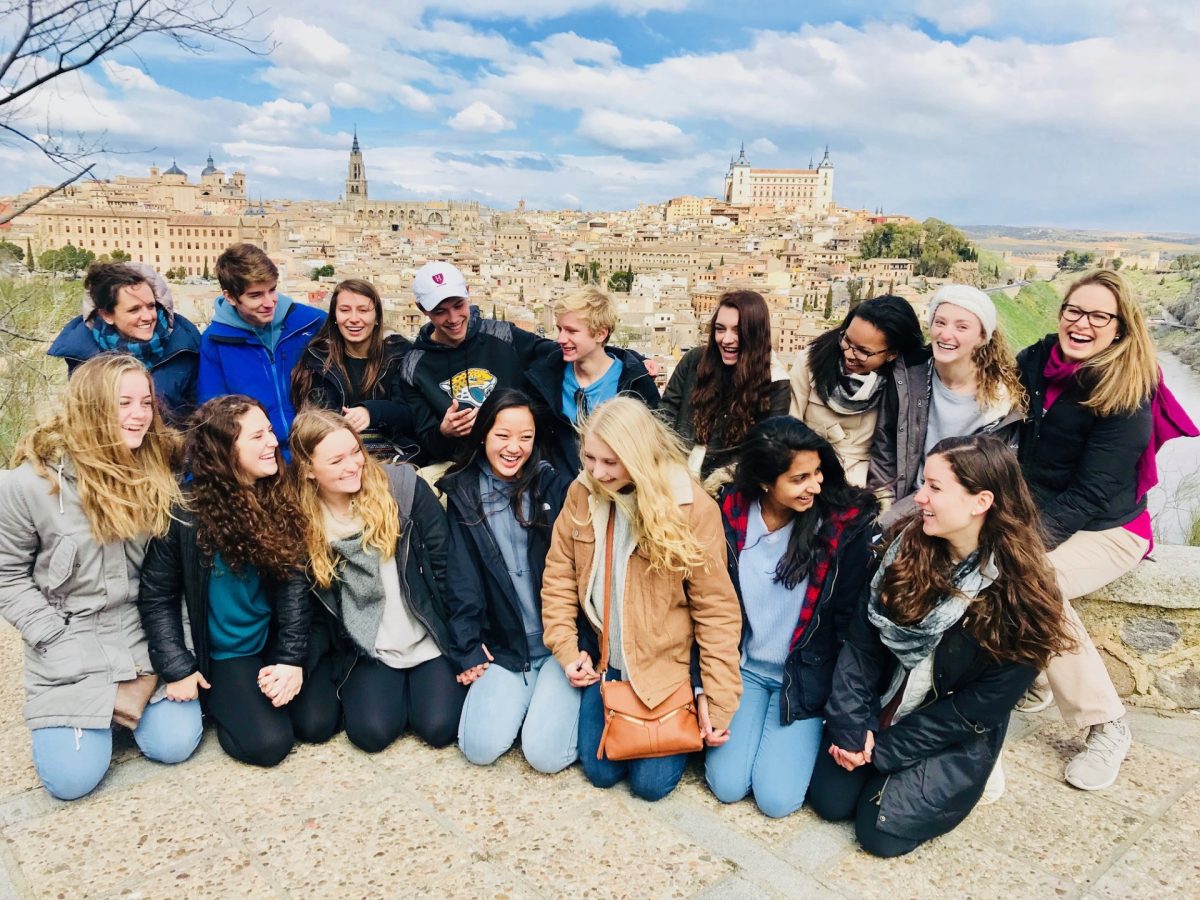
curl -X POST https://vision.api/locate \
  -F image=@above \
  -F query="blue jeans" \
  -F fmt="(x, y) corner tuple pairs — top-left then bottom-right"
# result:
(458, 655), (580, 773)
(705, 667), (823, 818)
(578, 668), (690, 802)
(31, 697), (202, 801)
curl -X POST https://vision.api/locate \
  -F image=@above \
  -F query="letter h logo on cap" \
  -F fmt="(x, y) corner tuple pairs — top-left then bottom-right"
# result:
(433, 273), (444, 285)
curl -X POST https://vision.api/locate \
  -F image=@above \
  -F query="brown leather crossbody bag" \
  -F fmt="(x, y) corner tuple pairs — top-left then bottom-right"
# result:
(595, 512), (703, 761)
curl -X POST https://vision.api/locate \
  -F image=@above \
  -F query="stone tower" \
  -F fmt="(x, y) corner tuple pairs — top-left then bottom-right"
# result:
(724, 143), (751, 205)
(816, 145), (834, 210)
(345, 129), (368, 200)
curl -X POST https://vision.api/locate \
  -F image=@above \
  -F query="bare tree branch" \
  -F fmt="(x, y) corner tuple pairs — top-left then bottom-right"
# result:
(0, 162), (94, 225)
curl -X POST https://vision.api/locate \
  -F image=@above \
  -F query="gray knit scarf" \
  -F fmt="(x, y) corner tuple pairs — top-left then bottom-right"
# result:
(327, 534), (386, 657)
(826, 368), (884, 415)
(867, 540), (997, 670)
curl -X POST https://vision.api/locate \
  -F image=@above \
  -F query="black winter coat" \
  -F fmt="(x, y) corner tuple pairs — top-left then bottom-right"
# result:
(138, 507), (311, 684)
(439, 460), (571, 672)
(825, 588), (1037, 843)
(720, 491), (876, 725)
(1016, 335), (1152, 547)
(307, 464), (455, 683)
(296, 334), (417, 460)
(524, 346), (660, 474)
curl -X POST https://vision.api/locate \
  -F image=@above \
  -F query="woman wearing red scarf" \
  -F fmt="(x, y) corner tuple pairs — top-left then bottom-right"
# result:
(1014, 269), (1158, 792)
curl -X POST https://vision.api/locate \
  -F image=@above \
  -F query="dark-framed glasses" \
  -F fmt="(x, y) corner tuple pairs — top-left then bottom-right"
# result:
(838, 331), (890, 361)
(1060, 303), (1121, 328)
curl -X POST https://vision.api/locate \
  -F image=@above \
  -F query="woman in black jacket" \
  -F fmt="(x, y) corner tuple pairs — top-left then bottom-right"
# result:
(1014, 269), (1159, 791)
(288, 408), (464, 751)
(810, 434), (1073, 857)
(138, 396), (339, 768)
(439, 389), (577, 772)
(291, 278), (416, 461)
(524, 288), (660, 474)
(708, 417), (877, 818)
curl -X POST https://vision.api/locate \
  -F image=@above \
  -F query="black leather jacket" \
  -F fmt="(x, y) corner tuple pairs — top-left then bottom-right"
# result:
(138, 506), (311, 684)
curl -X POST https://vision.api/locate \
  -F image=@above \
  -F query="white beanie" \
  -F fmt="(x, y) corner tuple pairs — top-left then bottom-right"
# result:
(927, 284), (996, 339)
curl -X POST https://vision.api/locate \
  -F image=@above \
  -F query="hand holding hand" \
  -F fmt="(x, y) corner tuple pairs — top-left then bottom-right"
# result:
(342, 406), (371, 432)
(166, 671), (210, 702)
(829, 730), (874, 771)
(439, 399), (477, 437)
(455, 644), (495, 685)
(257, 664), (304, 708)
(697, 693), (731, 746)
(564, 650), (600, 688)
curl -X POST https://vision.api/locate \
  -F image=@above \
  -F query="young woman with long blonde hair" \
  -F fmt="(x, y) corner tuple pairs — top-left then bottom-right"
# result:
(1013, 269), (1161, 790)
(289, 408), (464, 752)
(0, 353), (201, 800)
(541, 397), (743, 800)
(869, 284), (1025, 530)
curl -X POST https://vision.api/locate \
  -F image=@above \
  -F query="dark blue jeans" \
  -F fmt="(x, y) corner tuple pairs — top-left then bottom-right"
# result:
(578, 668), (690, 802)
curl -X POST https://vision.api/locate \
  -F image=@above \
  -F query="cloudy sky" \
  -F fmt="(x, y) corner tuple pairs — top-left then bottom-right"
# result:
(3, 0), (1198, 230)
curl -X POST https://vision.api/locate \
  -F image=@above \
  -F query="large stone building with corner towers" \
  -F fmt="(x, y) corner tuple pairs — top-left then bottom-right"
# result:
(724, 144), (835, 214)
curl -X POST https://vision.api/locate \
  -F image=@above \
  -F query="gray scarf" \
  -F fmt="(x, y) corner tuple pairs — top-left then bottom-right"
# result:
(867, 540), (997, 670)
(325, 533), (386, 657)
(826, 368), (884, 415)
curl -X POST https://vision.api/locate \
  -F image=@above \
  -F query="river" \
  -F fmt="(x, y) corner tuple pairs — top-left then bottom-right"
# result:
(1147, 351), (1200, 545)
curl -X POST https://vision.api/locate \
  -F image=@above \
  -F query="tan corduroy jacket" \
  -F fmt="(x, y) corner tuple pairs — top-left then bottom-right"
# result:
(541, 467), (743, 730)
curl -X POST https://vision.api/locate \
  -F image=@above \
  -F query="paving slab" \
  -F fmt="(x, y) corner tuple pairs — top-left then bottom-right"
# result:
(0, 623), (1198, 898)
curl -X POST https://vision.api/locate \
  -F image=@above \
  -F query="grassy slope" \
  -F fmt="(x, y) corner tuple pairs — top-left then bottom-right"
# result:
(993, 281), (1060, 350)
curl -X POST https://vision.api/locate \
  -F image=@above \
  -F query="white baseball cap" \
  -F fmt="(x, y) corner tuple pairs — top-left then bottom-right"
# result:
(412, 261), (469, 312)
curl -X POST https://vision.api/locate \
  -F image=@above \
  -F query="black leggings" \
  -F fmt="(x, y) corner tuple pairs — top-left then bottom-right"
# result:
(340, 654), (465, 752)
(808, 748), (923, 858)
(205, 654), (339, 767)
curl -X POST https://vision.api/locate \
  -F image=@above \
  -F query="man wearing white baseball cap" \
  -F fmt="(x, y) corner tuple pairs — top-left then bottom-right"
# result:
(398, 261), (555, 462)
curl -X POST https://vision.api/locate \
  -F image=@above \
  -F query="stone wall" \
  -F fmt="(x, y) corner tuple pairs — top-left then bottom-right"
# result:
(1075, 544), (1200, 709)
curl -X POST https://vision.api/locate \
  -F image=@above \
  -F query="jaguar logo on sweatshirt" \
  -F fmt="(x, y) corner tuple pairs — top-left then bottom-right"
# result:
(439, 367), (498, 407)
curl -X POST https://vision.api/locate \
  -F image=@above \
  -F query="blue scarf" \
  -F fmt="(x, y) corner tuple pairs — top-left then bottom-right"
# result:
(91, 306), (171, 366)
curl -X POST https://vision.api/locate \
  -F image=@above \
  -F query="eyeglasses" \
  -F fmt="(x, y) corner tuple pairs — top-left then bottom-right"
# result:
(838, 331), (890, 361)
(1060, 303), (1121, 328)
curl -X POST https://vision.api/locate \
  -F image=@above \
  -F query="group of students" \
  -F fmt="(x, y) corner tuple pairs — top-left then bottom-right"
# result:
(1, 243), (1192, 860)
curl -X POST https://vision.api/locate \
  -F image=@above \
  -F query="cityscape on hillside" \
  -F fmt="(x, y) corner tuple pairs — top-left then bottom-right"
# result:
(0, 136), (1182, 377)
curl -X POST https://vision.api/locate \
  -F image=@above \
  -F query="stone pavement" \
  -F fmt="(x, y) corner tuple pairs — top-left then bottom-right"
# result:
(0, 625), (1198, 899)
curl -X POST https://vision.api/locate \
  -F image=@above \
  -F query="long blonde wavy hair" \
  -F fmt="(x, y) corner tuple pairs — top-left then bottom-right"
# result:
(579, 397), (707, 574)
(288, 408), (399, 588)
(971, 324), (1027, 413)
(1062, 269), (1158, 416)
(10, 353), (181, 542)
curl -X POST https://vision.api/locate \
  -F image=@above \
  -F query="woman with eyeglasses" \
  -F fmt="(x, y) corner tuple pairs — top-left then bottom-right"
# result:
(868, 285), (1026, 532)
(789, 295), (924, 487)
(1012, 269), (1158, 792)
(525, 288), (659, 474)
(661, 290), (791, 485)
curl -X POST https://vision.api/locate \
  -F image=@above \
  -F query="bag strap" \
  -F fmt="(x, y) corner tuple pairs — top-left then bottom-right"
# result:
(597, 507), (617, 676)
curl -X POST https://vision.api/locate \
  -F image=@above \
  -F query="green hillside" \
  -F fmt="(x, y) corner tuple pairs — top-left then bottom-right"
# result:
(993, 281), (1060, 350)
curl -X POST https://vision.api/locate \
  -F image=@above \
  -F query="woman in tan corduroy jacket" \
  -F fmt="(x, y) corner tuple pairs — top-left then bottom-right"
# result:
(541, 397), (742, 801)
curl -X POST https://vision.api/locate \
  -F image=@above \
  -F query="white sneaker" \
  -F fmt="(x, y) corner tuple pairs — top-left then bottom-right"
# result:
(1064, 718), (1131, 791)
(979, 751), (1005, 805)
(1015, 682), (1054, 713)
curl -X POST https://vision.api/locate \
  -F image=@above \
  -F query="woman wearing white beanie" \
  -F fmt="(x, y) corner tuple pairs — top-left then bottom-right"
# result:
(868, 284), (1025, 531)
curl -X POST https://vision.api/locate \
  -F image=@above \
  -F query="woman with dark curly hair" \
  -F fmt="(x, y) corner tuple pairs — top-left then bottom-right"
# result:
(660, 290), (791, 483)
(138, 395), (339, 767)
(810, 435), (1074, 857)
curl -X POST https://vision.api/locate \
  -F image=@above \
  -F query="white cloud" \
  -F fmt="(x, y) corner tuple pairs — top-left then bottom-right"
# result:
(915, 0), (993, 34)
(534, 32), (621, 65)
(447, 101), (515, 132)
(748, 137), (777, 155)
(577, 109), (688, 152)
(271, 17), (353, 71)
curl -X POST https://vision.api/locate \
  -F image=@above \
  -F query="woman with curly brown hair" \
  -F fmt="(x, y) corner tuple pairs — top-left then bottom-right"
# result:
(660, 290), (791, 483)
(138, 396), (339, 767)
(810, 434), (1074, 857)
(869, 284), (1025, 531)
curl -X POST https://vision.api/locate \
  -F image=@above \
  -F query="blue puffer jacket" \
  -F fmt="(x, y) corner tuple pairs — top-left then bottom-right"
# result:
(197, 296), (326, 437)
(48, 314), (202, 425)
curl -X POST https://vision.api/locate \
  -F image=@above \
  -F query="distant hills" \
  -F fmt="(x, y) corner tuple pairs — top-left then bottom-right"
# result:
(963, 225), (1200, 251)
